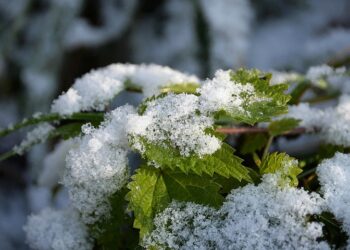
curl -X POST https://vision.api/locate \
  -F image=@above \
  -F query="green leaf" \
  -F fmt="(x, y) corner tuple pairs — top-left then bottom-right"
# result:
(163, 170), (224, 206)
(220, 69), (290, 125)
(138, 139), (251, 182)
(53, 122), (85, 139)
(160, 82), (200, 94)
(240, 133), (268, 154)
(289, 80), (310, 104)
(91, 188), (139, 250)
(126, 166), (169, 238)
(268, 118), (300, 136)
(260, 152), (302, 187)
(126, 166), (223, 239)
(315, 212), (349, 248)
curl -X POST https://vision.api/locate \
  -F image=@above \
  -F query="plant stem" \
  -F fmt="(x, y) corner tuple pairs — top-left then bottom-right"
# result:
(0, 150), (16, 162)
(262, 136), (274, 159)
(0, 112), (104, 138)
(298, 166), (317, 179)
(216, 127), (306, 135)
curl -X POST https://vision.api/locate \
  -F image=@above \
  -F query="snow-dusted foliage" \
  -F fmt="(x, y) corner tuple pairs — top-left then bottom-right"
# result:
(13, 123), (54, 155)
(145, 174), (328, 250)
(198, 69), (268, 115)
(285, 95), (350, 147)
(306, 65), (350, 93)
(51, 64), (199, 115)
(127, 93), (220, 157)
(1, 0), (350, 248)
(24, 208), (92, 250)
(2, 62), (350, 249)
(62, 105), (135, 224)
(317, 153), (350, 241)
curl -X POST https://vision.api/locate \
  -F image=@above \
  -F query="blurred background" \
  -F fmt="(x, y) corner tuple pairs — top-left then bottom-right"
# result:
(0, 0), (349, 249)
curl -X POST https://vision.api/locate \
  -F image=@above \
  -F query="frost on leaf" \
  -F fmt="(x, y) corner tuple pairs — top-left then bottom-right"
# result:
(126, 166), (223, 239)
(127, 93), (251, 181)
(145, 174), (328, 250)
(62, 105), (135, 224)
(198, 69), (290, 125)
(260, 152), (302, 187)
(24, 208), (93, 250)
(127, 93), (221, 157)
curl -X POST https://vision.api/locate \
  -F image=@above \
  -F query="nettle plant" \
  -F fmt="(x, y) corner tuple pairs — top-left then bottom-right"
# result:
(1, 64), (350, 249)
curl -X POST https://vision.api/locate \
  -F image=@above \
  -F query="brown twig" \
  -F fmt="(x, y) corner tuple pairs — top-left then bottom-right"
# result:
(216, 127), (306, 135)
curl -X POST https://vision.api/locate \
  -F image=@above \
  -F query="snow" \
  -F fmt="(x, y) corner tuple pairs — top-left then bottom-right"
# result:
(145, 174), (328, 250)
(62, 105), (135, 224)
(51, 64), (200, 116)
(13, 123), (54, 155)
(317, 153), (350, 245)
(127, 93), (221, 157)
(24, 208), (93, 250)
(285, 95), (350, 147)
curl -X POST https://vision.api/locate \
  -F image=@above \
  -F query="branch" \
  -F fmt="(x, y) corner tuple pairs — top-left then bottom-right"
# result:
(0, 112), (104, 138)
(216, 127), (306, 135)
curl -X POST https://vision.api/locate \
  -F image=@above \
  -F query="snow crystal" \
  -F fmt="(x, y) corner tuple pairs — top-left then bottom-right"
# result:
(270, 70), (300, 85)
(145, 175), (328, 250)
(317, 153), (350, 241)
(286, 103), (324, 130)
(285, 95), (350, 147)
(306, 65), (350, 93)
(127, 93), (221, 157)
(14, 123), (54, 155)
(62, 105), (135, 224)
(198, 70), (268, 115)
(144, 202), (219, 249)
(129, 64), (199, 97)
(24, 208), (92, 250)
(51, 64), (199, 115)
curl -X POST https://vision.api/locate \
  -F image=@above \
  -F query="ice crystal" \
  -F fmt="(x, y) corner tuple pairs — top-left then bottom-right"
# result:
(62, 105), (135, 223)
(51, 64), (199, 115)
(198, 70), (267, 115)
(286, 95), (350, 147)
(317, 153), (350, 243)
(145, 174), (328, 250)
(127, 94), (220, 157)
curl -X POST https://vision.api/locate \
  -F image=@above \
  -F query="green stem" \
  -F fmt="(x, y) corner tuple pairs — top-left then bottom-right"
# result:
(298, 166), (317, 179)
(0, 150), (16, 162)
(125, 86), (143, 93)
(0, 112), (104, 138)
(262, 136), (274, 159)
(304, 91), (340, 104)
(0, 113), (60, 137)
